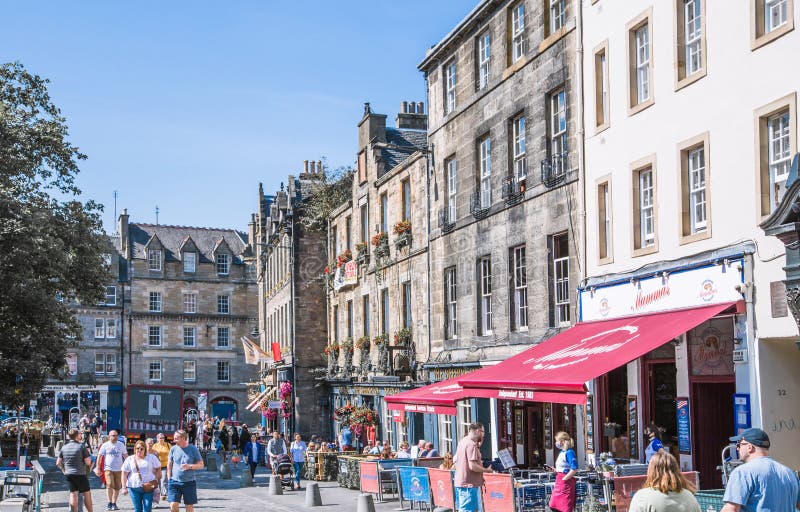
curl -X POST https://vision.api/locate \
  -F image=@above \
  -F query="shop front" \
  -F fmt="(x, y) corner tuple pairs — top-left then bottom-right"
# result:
(40, 384), (123, 431)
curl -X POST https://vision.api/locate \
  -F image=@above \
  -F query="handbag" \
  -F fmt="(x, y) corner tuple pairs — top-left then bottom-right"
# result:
(133, 457), (158, 494)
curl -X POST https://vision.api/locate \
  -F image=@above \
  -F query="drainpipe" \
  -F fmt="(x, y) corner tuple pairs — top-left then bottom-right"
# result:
(425, 73), (434, 369)
(575, 0), (587, 286)
(289, 216), (298, 436)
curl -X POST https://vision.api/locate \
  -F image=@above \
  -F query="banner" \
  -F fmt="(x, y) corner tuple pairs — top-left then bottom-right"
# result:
(398, 466), (430, 503)
(677, 398), (691, 454)
(359, 461), (379, 494)
(427, 468), (454, 509)
(271, 342), (282, 362)
(482, 473), (514, 512)
(241, 337), (271, 364)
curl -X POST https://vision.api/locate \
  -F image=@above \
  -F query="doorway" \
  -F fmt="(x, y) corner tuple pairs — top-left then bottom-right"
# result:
(644, 361), (678, 452)
(692, 381), (735, 489)
(525, 403), (545, 467)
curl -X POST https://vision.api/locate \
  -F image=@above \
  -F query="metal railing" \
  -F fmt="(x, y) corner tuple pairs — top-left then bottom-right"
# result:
(437, 207), (455, 233)
(541, 152), (569, 188)
(470, 192), (490, 220)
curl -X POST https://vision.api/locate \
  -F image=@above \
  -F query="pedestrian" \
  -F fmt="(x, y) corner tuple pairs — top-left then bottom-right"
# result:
(721, 428), (800, 512)
(338, 425), (353, 452)
(410, 439), (426, 458)
(267, 431), (287, 471)
(231, 425), (240, 452)
(121, 440), (161, 512)
(549, 431), (579, 512)
(95, 430), (128, 510)
(290, 434), (308, 490)
(439, 452), (454, 470)
(167, 429), (204, 512)
(424, 442), (440, 458)
(243, 435), (265, 479)
(89, 412), (101, 449)
(56, 428), (95, 512)
(629, 451), (700, 512)
(396, 442), (412, 459)
(152, 433), (171, 500)
(187, 420), (197, 446)
(240, 424), (251, 447)
(380, 443), (394, 460)
(454, 422), (492, 512)
(217, 425), (230, 463)
(644, 425), (666, 463)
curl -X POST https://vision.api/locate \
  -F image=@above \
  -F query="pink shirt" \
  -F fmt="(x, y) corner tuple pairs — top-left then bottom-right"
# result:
(454, 436), (483, 488)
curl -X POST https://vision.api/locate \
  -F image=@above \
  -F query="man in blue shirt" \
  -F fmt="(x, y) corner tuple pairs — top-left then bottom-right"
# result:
(721, 428), (800, 512)
(167, 429), (204, 512)
(339, 426), (353, 451)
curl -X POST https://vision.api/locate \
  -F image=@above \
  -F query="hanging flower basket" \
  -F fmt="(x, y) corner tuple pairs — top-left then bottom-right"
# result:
(355, 335), (371, 351)
(336, 249), (352, 267)
(355, 242), (370, 264)
(394, 327), (412, 346)
(263, 408), (277, 421)
(372, 232), (390, 259)
(324, 343), (340, 355)
(340, 338), (354, 353)
(279, 381), (293, 399)
(372, 333), (388, 347)
(393, 220), (411, 235)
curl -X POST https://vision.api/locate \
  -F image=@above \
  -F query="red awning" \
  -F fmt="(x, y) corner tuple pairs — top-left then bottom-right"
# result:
(384, 375), (470, 415)
(457, 303), (735, 405)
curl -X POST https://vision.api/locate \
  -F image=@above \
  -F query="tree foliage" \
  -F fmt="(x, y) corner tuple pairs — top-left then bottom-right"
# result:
(0, 62), (110, 406)
(297, 161), (353, 231)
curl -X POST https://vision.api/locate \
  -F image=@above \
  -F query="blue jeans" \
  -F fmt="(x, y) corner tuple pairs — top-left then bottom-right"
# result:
(456, 486), (483, 512)
(128, 487), (154, 512)
(293, 462), (304, 485)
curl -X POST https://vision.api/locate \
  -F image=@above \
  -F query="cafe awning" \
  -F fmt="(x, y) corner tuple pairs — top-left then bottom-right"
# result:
(384, 376), (470, 415)
(457, 302), (736, 405)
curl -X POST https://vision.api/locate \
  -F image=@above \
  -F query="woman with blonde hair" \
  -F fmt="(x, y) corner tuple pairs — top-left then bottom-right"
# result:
(439, 452), (454, 470)
(629, 452), (700, 512)
(549, 431), (579, 512)
(121, 440), (161, 512)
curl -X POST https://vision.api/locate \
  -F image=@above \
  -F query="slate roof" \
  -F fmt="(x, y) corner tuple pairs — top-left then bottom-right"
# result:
(381, 128), (427, 172)
(129, 223), (249, 263)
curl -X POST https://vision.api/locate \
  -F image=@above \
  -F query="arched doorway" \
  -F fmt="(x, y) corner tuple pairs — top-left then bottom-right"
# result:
(210, 396), (238, 422)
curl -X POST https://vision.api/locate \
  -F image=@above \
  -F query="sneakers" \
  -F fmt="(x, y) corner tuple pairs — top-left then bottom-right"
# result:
(111, 504), (119, 510)
(106, 504), (112, 511)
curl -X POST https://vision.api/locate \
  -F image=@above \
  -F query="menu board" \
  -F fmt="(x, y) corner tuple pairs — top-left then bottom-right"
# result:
(627, 396), (638, 461)
(585, 394), (595, 453)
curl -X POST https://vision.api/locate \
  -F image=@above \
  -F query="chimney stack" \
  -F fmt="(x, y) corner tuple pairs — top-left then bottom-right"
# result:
(395, 99), (428, 130)
(358, 102), (387, 149)
(304, 160), (309, 173)
(118, 208), (129, 256)
(317, 160), (323, 174)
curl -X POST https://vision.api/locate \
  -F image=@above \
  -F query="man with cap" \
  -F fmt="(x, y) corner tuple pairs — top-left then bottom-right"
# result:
(721, 428), (800, 512)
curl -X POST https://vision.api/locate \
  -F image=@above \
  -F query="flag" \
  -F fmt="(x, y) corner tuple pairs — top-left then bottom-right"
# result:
(241, 336), (272, 365)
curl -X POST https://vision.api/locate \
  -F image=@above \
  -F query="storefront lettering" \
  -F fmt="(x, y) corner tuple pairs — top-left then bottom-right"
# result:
(497, 390), (535, 399)
(524, 326), (639, 371)
(632, 283), (671, 312)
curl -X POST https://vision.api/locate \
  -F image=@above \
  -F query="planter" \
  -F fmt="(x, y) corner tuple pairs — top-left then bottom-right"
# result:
(395, 231), (412, 249)
(374, 241), (390, 260)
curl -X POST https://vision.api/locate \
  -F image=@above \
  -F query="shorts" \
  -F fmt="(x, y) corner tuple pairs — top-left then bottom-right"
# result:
(167, 479), (198, 505)
(456, 486), (483, 512)
(105, 470), (122, 490)
(66, 475), (90, 493)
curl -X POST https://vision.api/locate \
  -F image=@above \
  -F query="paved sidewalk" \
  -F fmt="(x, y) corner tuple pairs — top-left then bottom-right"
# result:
(38, 453), (409, 512)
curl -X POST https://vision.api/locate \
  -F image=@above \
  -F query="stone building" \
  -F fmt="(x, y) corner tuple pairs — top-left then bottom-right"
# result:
(580, 0), (800, 483)
(39, 237), (125, 431)
(117, 210), (259, 426)
(325, 102), (429, 449)
(418, 0), (583, 465)
(253, 166), (329, 438)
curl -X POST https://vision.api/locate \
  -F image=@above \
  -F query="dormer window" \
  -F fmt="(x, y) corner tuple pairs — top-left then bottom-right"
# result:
(216, 253), (230, 275)
(148, 249), (162, 271)
(183, 252), (196, 273)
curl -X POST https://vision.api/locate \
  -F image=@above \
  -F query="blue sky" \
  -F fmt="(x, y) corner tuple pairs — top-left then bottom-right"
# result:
(1, 1), (475, 232)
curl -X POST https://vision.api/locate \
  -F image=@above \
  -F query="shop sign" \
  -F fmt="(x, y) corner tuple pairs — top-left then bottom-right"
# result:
(580, 260), (744, 321)
(44, 384), (109, 392)
(733, 394), (751, 434)
(398, 466), (431, 503)
(733, 349), (748, 363)
(676, 398), (691, 454)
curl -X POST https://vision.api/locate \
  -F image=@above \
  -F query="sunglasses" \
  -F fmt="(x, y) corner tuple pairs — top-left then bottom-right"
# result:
(736, 440), (751, 449)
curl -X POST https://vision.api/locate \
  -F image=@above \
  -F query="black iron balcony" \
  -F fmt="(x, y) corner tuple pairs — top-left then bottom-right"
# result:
(541, 152), (569, 188)
(501, 177), (525, 206)
(470, 192), (490, 220)
(437, 207), (455, 233)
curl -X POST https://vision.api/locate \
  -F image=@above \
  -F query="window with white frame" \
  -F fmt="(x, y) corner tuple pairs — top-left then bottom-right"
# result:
(105, 286), (117, 305)
(360, 204), (369, 244)
(183, 360), (196, 382)
(684, 0), (702, 75)
(769, 110), (791, 211)
(217, 326), (230, 348)
(513, 115), (527, 180)
(149, 361), (162, 381)
(550, 89), (567, 174)
(95, 353), (116, 376)
(688, 147), (707, 233)
(439, 414), (454, 455)
(217, 361), (230, 382)
(402, 180), (411, 221)
(380, 193), (388, 233)
(639, 168), (655, 246)
(552, 233), (570, 325)
(383, 407), (395, 447)
(445, 266), (458, 340)
(216, 253), (230, 275)
(478, 257), (493, 336)
(362, 294), (371, 337)
(478, 32), (491, 89)
(148, 325), (161, 347)
(381, 289), (390, 334)
(549, 0), (565, 35)
(512, 246), (528, 330)
(594, 46), (609, 127)
(183, 326), (196, 347)
(765, 0), (788, 33)
(457, 401), (473, 438)
(217, 295), (230, 315)
(183, 293), (196, 314)
(95, 319), (105, 339)
(598, 181), (612, 260)
(511, 3), (525, 63)
(447, 158), (458, 223)
(149, 291), (162, 312)
(106, 319), (117, 339)
(479, 136), (492, 208)
(183, 252), (196, 273)
(445, 60), (457, 114)
(402, 283), (412, 329)
(635, 24), (651, 104)
(148, 249), (162, 271)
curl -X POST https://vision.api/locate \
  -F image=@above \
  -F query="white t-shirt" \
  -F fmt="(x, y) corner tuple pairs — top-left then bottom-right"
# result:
(98, 441), (128, 471)
(121, 454), (161, 488)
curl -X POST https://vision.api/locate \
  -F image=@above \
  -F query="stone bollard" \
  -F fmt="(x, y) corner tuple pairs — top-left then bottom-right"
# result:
(240, 468), (253, 487)
(55, 440), (64, 454)
(47, 445), (55, 457)
(267, 474), (283, 495)
(206, 455), (218, 472)
(356, 493), (376, 512)
(201, 451), (208, 466)
(219, 462), (232, 479)
(304, 482), (323, 507)
(50, 436), (57, 448)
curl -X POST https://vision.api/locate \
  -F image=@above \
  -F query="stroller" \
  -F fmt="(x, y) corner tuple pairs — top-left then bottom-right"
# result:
(273, 454), (296, 490)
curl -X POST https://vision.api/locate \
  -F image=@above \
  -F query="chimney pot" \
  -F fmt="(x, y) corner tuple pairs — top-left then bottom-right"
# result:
(304, 160), (309, 173)
(317, 160), (323, 174)
(401, 101), (408, 113)
(409, 101), (416, 114)
(310, 161), (316, 173)
(417, 102), (424, 114)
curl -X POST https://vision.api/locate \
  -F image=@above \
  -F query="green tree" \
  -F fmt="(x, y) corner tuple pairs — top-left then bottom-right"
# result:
(0, 62), (110, 407)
